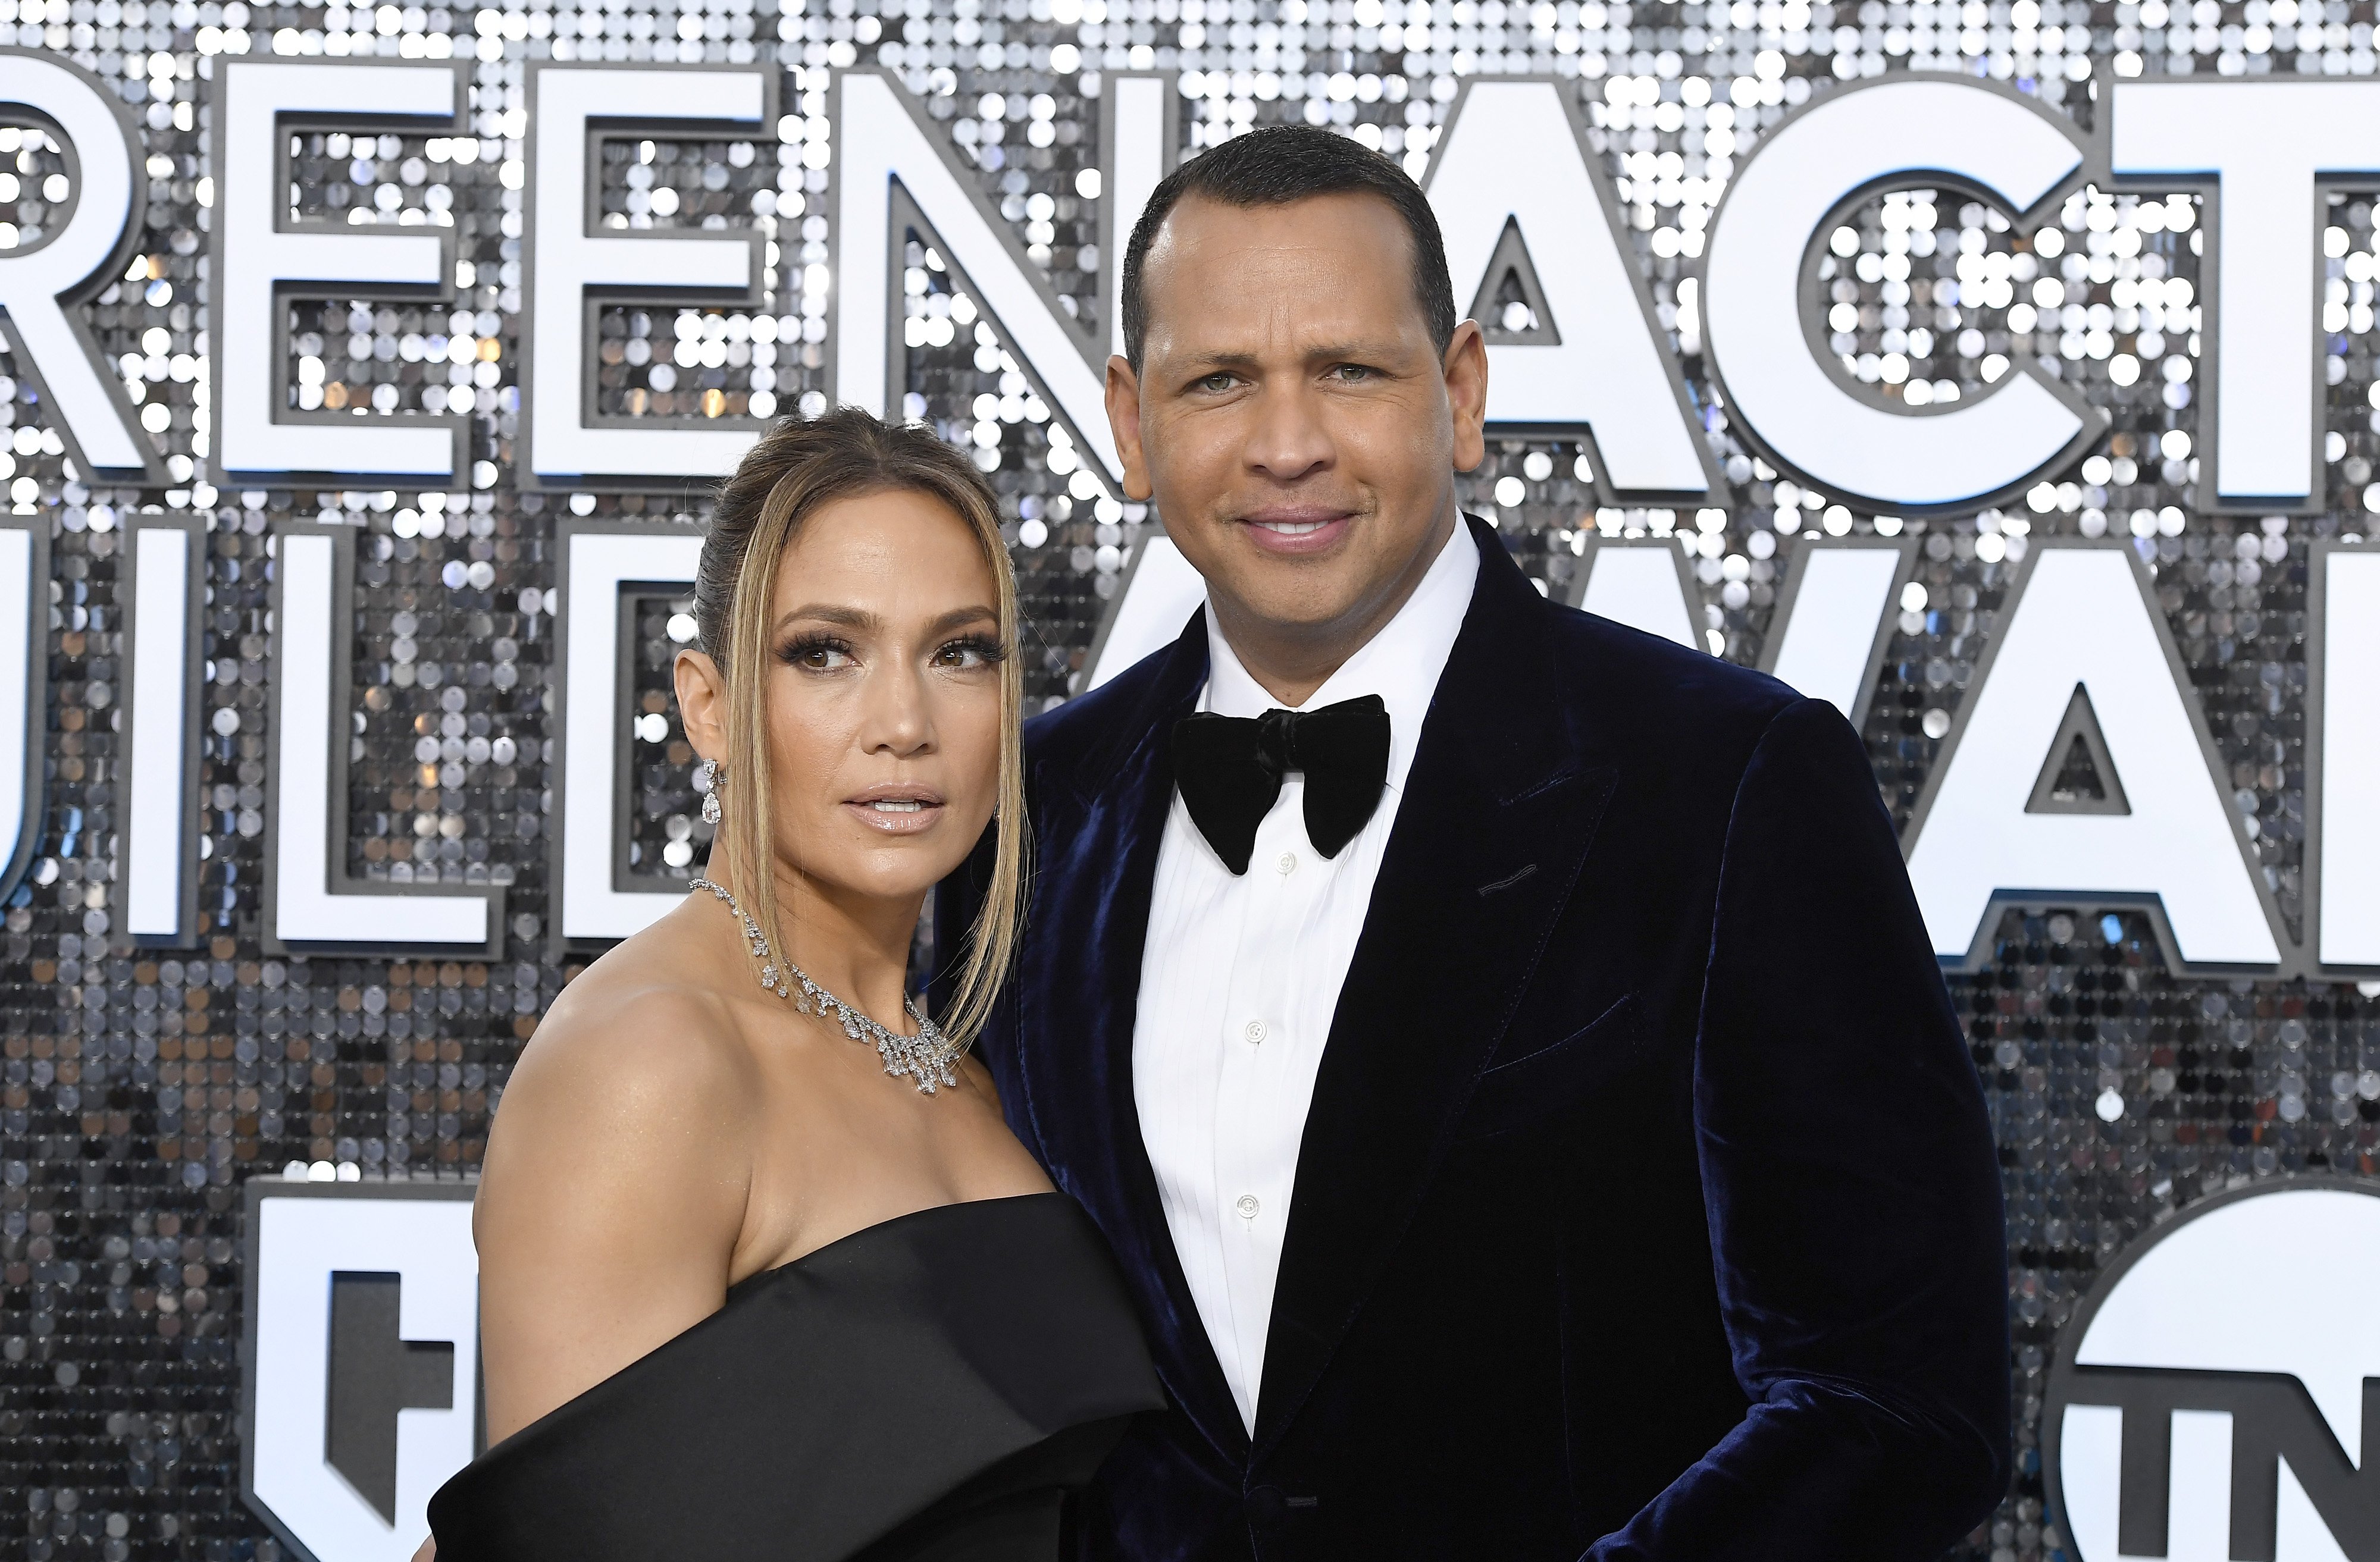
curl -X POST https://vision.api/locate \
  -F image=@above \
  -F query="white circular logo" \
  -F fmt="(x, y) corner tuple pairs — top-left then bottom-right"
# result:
(2046, 1178), (2380, 1562)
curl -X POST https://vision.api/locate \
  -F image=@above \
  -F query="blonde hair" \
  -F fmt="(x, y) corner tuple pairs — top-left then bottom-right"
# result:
(691, 407), (1026, 1046)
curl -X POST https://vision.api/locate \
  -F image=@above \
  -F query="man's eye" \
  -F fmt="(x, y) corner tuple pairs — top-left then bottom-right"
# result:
(1197, 372), (1238, 393)
(1332, 364), (1373, 383)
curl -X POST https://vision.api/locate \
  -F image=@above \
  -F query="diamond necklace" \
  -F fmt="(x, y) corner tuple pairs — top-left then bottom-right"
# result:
(688, 876), (960, 1095)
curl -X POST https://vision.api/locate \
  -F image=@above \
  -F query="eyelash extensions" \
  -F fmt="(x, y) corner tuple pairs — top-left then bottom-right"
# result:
(775, 632), (1010, 670)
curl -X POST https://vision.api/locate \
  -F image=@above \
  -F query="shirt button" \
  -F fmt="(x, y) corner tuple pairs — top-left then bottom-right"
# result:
(1244, 1019), (1268, 1045)
(1236, 1194), (1261, 1219)
(1276, 851), (1298, 875)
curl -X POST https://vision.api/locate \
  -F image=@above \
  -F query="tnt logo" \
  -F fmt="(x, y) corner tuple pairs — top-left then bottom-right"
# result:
(239, 1180), (480, 1562)
(2047, 1179), (2380, 1562)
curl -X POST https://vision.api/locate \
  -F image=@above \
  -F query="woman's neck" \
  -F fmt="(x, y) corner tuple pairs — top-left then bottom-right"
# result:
(712, 860), (924, 1035)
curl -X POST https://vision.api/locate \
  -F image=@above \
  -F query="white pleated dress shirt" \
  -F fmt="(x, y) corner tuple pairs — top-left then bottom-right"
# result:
(1132, 519), (1480, 1435)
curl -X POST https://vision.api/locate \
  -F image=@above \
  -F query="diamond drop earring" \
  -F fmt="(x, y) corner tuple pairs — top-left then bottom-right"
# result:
(700, 758), (723, 824)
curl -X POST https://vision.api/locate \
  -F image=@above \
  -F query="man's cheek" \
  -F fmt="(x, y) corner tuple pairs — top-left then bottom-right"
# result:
(1153, 455), (1226, 515)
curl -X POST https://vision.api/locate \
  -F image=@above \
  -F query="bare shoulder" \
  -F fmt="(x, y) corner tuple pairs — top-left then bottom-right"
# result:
(473, 917), (763, 1439)
(477, 916), (763, 1243)
(505, 955), (754, 1133)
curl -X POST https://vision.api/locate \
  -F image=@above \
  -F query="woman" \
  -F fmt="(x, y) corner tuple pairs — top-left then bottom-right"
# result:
(425, 410), (1161, 1560)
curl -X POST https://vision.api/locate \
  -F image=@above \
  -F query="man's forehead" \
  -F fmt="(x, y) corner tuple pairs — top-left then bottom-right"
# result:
(1147, 188), (1415, 266)
(1139, 190), (1423, 351)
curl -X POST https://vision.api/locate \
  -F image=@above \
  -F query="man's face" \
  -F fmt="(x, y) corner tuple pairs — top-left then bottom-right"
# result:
(1107, 190), (1487, 659)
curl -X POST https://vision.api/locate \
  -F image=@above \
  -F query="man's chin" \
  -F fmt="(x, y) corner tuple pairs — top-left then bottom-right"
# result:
(1208, 581), (1374, 641)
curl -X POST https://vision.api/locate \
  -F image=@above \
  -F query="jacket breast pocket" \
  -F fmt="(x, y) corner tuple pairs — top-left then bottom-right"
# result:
(1454, 995), (1648, 1141)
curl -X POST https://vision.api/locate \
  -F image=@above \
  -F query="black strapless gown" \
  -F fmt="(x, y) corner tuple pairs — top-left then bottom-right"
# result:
(427, 1192), (1163, 1561)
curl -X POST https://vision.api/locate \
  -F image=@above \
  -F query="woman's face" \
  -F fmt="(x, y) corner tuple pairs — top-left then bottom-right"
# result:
(681, 485), (1006, 913)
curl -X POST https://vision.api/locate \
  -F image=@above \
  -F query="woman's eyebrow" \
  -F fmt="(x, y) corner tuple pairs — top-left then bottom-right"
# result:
(925, 605), (1000, 635)
(772, 604), (998, 635)
(774, 604), (880, 632)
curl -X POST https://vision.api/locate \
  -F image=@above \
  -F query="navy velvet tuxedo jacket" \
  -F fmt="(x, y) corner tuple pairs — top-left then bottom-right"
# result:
(937, 516), (2011, 1561)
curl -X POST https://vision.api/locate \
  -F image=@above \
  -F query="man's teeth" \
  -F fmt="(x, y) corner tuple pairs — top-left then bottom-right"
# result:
(869, 799), (926, 813)
(1255, 519), (1332, 535)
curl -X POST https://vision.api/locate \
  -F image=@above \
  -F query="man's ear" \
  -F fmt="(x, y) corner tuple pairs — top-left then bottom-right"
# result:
(673, 648), (731, 765)
(1443, 319), (1489, 474)
(1105, 353), (1155, 502)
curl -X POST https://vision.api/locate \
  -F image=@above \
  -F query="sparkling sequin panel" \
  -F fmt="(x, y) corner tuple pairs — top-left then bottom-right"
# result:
(3, 9), (2372, 1561)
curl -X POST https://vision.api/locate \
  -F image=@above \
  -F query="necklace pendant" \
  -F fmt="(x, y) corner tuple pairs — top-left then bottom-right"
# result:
(690, 876), (961, 1098)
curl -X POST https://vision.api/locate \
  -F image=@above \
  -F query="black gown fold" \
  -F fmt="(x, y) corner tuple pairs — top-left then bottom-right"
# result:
(428, 1192), (1164, 1561)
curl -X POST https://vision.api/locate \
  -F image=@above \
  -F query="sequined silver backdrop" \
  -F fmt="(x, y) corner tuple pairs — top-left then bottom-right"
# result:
(2, 2), (2367, 1556)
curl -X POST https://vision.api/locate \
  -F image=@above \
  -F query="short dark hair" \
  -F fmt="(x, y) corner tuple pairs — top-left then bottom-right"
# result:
(1119, 124), (1458, 372)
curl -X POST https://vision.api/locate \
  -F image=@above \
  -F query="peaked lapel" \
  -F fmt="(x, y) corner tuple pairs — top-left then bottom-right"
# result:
(1253, 519), (1614, 1457)
(1014, 611), (1254, 1466)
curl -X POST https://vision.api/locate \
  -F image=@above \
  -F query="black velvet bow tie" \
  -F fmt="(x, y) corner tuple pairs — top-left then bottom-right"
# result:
(1173, 695), (1391, 875)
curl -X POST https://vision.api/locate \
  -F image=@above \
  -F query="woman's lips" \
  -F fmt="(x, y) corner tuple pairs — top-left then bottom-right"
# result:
(843, 796), (945, 835)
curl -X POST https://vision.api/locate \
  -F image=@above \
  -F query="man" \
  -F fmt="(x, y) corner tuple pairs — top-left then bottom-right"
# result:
(939, 124), (2009, 1560)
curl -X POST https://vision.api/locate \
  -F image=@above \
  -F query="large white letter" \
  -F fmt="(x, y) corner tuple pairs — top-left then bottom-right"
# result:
(1427, 79), (1712, 497)
(0, 51), (157, 482)
(2109, 81), (2380, 510)
(214, 61), (466, 484)
(247, 1184), (477, 1562)
(0, 520), (43, 903)
(265, 526), (499, 952)
(834, 70), (1172, 481)
(123, 515), (203, 943)
(1085, 530), (1205, 691)
(1702, 76), (2097, 510)
(524, 65), (770, 486)
(1100, 73), (1175, 361)
(1567, 537), (1701, 649)
(1904, 542), (2281, 970)
(552, 524), (704, 946)
(2310, 542), (2380, 970)
(1759, 538), (1912, 726)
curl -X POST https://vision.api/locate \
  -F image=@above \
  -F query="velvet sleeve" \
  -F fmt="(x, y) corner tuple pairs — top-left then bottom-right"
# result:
(1584, 697), (2012, 1562)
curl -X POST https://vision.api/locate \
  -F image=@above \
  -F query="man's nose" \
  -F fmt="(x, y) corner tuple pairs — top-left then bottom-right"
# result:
(1244, 382), (1335, 482)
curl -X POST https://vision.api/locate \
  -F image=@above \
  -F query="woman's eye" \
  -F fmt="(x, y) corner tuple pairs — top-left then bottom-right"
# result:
(787, 638), (854, 670)
(935, 638), (1000, 669)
